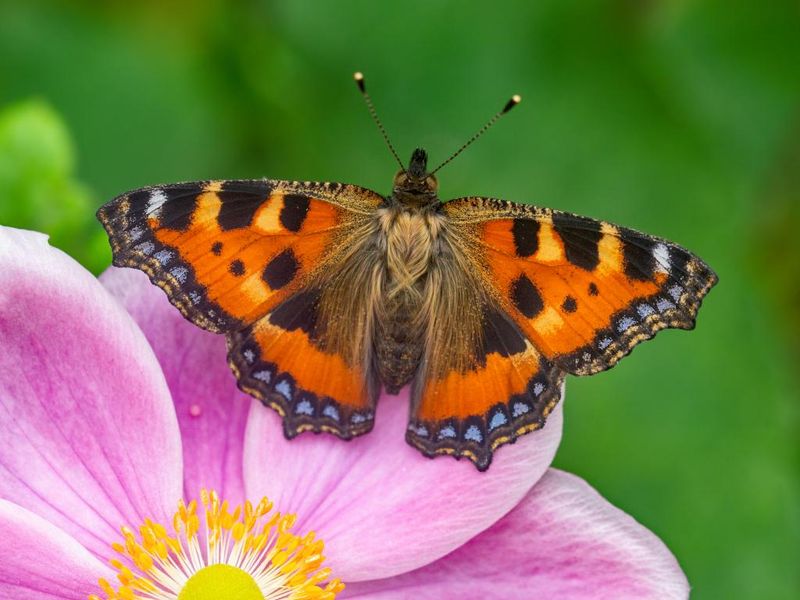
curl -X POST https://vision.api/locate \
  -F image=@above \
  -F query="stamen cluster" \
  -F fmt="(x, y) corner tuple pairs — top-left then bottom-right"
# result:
(90, 490), (343, 600)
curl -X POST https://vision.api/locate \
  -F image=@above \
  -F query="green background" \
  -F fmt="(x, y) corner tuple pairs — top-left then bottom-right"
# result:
(1, 1), (798, 597)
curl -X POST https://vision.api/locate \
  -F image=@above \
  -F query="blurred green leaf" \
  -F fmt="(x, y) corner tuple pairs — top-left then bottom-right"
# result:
(0, 99), (108, 272)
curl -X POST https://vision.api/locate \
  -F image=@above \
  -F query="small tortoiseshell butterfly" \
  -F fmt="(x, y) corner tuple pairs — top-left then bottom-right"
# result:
(98, 73), (717, 471)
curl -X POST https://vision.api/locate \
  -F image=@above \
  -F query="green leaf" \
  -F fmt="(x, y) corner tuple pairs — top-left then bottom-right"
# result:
(0, 100), (108, 273)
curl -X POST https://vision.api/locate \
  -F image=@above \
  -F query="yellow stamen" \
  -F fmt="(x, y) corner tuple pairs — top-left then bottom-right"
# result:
(92, 490), (343, 600)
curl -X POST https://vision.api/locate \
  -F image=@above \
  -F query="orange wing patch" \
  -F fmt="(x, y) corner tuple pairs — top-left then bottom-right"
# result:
(484, 221), (666, 356)
(407, 306), (563, 471)
(149, 184), (340, 323)
(446, 198), (718, 376)
(228, 289), (376, 439)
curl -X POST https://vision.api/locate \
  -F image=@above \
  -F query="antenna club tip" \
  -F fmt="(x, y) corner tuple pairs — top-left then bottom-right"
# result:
(502, 94), (522, 114)
(353, 71), (365, 92)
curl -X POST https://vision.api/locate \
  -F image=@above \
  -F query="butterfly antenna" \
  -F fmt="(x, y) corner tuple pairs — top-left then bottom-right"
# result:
(354, 72), (404, 170)
(430, 94), (522, 175)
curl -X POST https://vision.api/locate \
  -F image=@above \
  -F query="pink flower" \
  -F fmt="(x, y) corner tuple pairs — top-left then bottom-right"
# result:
(0, 226), (689, 599)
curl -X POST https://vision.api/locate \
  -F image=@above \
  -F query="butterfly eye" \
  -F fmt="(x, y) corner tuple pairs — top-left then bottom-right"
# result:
(393, 170), (409, 188)
(425, 175), (439, 193)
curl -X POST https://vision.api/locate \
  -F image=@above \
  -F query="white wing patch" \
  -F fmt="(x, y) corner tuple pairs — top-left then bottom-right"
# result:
(652, 242), (671, 274)
(146, 189), (169, 216)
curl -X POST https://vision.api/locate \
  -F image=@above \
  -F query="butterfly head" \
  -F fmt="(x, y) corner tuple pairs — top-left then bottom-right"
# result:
(354, 73), (520, 208)
(392, 148), (439, 207)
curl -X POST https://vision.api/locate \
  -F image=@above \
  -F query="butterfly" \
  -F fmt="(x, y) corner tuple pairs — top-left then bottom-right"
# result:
(97, 73), (717, 471)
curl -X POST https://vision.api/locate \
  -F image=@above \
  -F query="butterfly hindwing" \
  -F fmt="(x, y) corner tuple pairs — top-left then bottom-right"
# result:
(227, 288), (377, 439)
(443, 197), (718, 375)
(407, 304), (564, 471)
(98, 179), (384, 438)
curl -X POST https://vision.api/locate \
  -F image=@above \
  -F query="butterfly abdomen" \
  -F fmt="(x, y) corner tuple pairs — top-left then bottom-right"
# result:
(373, 207), (441, 392)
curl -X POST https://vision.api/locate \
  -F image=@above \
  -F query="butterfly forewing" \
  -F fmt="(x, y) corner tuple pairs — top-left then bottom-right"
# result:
(443, 197), (718, 375)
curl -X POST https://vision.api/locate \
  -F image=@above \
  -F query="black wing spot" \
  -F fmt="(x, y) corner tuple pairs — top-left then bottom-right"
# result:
(229, 259), (245, 277)
(211, 241), (223, 256)
(158, 190), (197, 231)
(621, 231), (657, 281)
(510, 274), (544, 319)
(268, 289), (321, 339)
(126, 188), (153, 217)
(552, 213), (602, 270)
(588, 282), (599, 296)
(280, 194), (311, 232)
(481, 306), (527, 358)
(216, 180), (273, 231)
(262, 249), (299, 290)
(511, 219), (539, 257)
(561, 296), (577, 313)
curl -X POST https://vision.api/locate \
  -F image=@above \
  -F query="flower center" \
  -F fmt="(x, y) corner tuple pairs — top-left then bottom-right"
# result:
(178, 564), (262, 600)
(89, 489), (343, 600)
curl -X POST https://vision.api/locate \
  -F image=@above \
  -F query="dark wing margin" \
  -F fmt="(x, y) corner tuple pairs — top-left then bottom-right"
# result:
(97, 181), (243, 332)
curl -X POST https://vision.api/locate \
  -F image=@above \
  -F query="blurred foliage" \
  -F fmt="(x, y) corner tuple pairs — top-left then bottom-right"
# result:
(0, 1), (798, 598)
(0, 100), (108, 272)
(756, 127), (800, 363)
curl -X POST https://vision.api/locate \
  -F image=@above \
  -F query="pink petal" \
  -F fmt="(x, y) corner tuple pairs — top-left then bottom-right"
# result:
(344, 469), (689, 599)
(101, 267), (251, 505)
(0, 499), (112, 599)
(244, 389), (563, 582)
(0, 227), (182, 560)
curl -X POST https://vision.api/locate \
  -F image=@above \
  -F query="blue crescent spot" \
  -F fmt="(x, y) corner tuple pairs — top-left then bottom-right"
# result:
(512, 402), (530, 417)
(295, 399), (314, 415)
(464, 425), (483, 443)
(617, 316), (636, 333)
(489, 411), (508, 430)
(275, 380), (292, 400)
(438, 425), (456, 440)
(637, 303), (655, 318)
(656, 297), (675, 312)
(668, 284), (684, 302)
(322, 405), (340, 421)
(170, 266), (188, 283)
(153, 249), (173, 266)
(135, 241), (155, 255)
(253, 369), (271, 383)
(128, 226), (145, 241)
